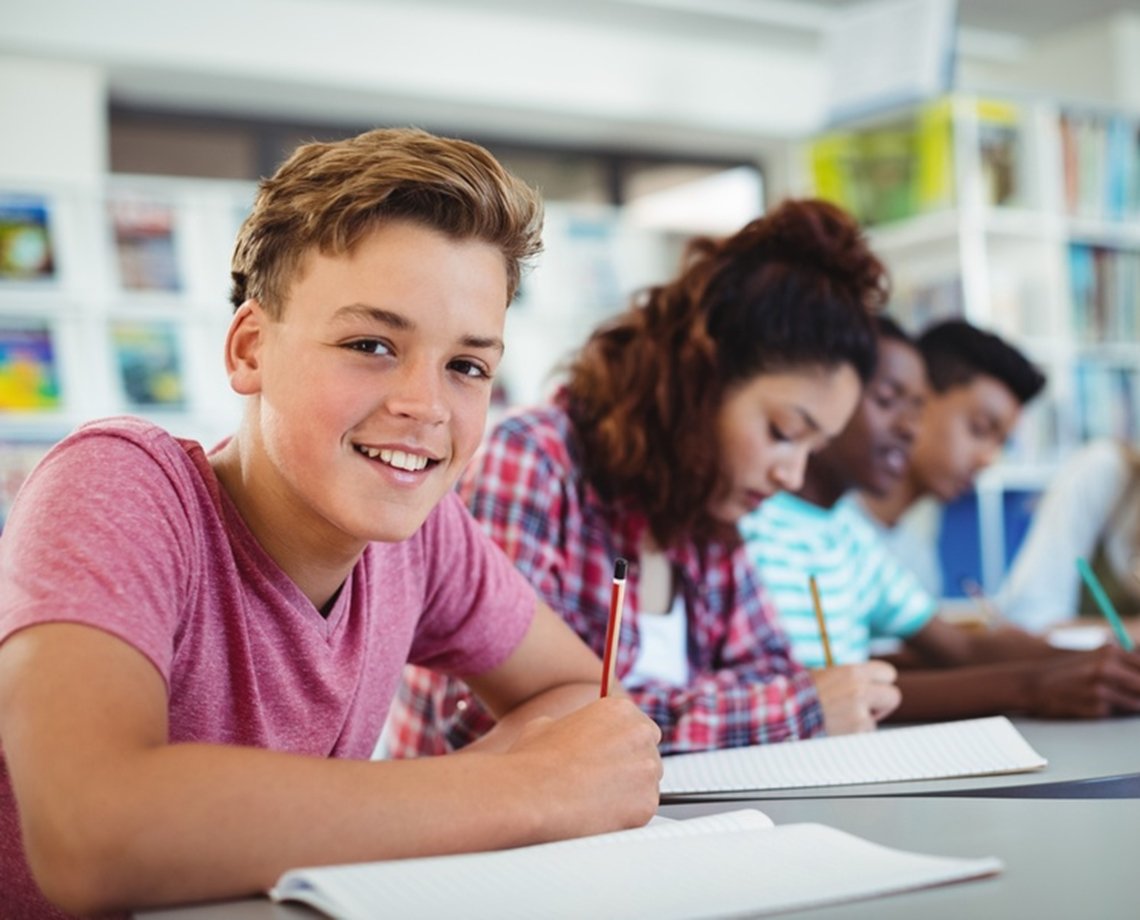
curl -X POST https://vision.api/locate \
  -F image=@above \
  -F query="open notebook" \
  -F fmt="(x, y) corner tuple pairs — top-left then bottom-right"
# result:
(661, 716), (1046, 799)
(270, 809), (1001, 919)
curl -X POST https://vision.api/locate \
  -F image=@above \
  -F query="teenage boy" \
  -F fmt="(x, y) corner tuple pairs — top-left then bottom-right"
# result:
(858, 318), (1048, 597)
(0, 128), (662, 918)
(742, 318), (1140, 722)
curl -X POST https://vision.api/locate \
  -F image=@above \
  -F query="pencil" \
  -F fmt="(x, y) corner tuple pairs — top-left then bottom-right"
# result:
(808, 573), (834, 668)
(1076, 557), (1135, 652)
(960, 577), (1000, 630)
(600, 557), (629, 697)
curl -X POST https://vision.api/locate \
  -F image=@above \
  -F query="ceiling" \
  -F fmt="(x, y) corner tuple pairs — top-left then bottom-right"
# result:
(430, 0), (1140, 42)
(861, 0), (1138, 39)
(5, 0), (1140, 160)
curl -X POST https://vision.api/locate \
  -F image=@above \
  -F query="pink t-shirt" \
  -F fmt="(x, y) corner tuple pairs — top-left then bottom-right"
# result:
(0, 416), (535, 918)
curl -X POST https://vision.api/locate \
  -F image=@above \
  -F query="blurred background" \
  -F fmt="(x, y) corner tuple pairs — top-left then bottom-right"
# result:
(2, 0), (1139, 593)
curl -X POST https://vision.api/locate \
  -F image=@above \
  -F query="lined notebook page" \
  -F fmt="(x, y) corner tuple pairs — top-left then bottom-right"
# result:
(271, 811), (1000, 920)
(661, 716), (1046, 796)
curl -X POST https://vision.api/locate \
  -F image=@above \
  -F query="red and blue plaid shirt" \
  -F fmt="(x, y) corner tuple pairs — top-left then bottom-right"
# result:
(386, 403), (823, 756)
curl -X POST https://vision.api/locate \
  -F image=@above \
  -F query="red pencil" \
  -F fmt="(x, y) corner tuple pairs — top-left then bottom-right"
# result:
(600, 558), (628, 697)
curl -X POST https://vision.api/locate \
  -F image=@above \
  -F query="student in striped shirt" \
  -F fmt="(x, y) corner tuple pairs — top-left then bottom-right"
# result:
(743, 317), (1140, 721)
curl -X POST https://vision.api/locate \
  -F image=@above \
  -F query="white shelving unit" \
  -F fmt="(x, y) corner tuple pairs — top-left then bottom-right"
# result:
(0, 175), (255, 526)
(800, 93), (1140, 593)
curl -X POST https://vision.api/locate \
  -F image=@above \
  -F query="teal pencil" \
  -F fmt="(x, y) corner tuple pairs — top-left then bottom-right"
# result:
(1076, 557), (1136, 652)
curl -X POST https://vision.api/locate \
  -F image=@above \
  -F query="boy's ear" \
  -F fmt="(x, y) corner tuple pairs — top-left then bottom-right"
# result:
(225, 299), (267, 395)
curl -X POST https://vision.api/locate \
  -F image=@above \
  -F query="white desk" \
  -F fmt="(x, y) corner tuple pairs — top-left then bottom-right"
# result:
(139, 796), (1138, 920)
(660, 796), (1139, 919)
(663, 715), (1140, 801)
(134, 717), (1140, 918)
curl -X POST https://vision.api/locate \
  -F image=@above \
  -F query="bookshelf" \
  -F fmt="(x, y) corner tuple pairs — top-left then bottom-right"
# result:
(802, 93), (1140, 595)
(0, 176), (253, 528)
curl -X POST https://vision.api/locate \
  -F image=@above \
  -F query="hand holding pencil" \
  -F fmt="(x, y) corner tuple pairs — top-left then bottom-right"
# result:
(807, 573), (900, 733)
(502, 555), (661, 836)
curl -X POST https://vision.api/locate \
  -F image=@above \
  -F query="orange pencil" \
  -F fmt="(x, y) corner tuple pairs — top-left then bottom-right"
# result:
(600, 558), (628, 697)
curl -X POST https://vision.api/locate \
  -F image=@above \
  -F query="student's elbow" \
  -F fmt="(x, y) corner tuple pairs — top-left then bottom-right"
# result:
(23, 804), (134, 915)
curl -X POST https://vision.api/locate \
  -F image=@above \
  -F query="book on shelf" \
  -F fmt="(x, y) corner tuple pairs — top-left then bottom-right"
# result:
(1068, 244), (1140, 343)
(809, 96), (1024, 227)
(270, 808), (1001, 920)
(1059, 110), (1140, 220)
(659, 716), (1045, 799)
(108, 194), (183, 293)
(0, 192), (56, 282)
(1073, 359), (1140, 443)
(0, 318), (63, 412)
(975, 99), (1022, 207)
(109, 319), (186, 410)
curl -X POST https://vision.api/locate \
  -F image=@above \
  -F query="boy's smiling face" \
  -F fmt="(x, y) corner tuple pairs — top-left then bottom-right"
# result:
(229, 219), (508, 550)
(813, 337), (928, 499)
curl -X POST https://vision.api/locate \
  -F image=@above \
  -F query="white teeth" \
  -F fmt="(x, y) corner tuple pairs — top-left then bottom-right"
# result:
(360, 446), (430, 472)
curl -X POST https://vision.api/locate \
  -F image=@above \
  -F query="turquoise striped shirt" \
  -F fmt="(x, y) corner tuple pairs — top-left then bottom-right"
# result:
(741, 493), (937, 668)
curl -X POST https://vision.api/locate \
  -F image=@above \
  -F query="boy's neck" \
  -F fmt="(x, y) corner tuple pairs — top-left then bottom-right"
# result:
(210, 433), (360, 613)
(797, 471), (847, 510)
(860, 475), (923, 527)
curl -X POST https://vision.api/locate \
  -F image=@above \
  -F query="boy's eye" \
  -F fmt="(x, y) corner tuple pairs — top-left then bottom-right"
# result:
(344, 339), (392, 356)
(768, 422), (791, 443)
(449, 358), (491, 380)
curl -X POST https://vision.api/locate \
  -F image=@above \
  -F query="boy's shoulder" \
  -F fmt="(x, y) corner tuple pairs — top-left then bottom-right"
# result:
(46, 415), (204, 476)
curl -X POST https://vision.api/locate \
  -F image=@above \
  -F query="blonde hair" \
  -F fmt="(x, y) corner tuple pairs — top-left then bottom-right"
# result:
(231, 127), (543, 318)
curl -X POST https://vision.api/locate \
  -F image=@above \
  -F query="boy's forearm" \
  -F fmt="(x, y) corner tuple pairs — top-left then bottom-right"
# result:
(462, 680), (603, 753)
(963, 626), (1063, 663)
(23, 739), (597, 914)
(886, 663), (1033, 722)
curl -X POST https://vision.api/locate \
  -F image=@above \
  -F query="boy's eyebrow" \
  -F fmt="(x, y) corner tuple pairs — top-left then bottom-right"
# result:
(331, 303), (504, 354)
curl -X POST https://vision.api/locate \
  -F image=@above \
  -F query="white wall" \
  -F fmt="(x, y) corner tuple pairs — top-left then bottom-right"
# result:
(0, 56), (106, 185)
(961, 11), (1140, 109)
(2, 0), (826, 157)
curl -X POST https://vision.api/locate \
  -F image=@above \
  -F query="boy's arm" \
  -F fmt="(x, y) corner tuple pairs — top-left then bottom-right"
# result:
(461, 598), (615, 751)
(905, 615), (1061, 666)
(0, 622), (660, 916)
(887, 645), (1140, 721)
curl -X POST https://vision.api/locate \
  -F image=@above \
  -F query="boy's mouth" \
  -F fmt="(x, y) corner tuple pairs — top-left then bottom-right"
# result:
(878, 444), (908, 476)
(354, 444), (439, 473)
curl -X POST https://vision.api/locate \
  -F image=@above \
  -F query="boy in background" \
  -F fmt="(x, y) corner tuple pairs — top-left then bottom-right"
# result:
(0, 128), (661, 918)
(742, 318), (1140, 721)
(858, 318), (1047, 597)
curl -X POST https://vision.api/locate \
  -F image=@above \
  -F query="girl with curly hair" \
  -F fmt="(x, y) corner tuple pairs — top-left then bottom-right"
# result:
(388, 198), (901, 755)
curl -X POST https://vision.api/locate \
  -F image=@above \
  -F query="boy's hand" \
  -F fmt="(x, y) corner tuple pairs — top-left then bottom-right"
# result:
(812, 661), (901, 734)
(1026, 646), (1140, 718)
(504, 697), (662, 838)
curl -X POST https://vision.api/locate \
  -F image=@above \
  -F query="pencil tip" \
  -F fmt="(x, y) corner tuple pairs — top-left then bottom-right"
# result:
(614, 557), (628, 580)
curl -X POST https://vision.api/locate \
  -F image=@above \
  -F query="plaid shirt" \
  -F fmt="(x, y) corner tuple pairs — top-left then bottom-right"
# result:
(386, 403), (823, 757)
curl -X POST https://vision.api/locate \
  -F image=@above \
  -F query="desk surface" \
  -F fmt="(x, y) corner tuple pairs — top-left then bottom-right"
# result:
(136, 717), (1140, 918)
(668, 714), (1140, 801)
(660, 796), (1139, 919)
(141, 796), (1139, 920)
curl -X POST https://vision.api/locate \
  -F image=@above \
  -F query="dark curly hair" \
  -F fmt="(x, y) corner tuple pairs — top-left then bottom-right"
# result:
(564, 198), (888, 548)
